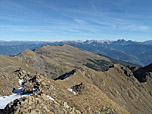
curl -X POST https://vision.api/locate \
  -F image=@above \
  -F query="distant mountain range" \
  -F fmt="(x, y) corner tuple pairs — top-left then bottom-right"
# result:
(0, 39), (152, 66)
(0, 41), (47, 45)
(62, 39), (152, 66)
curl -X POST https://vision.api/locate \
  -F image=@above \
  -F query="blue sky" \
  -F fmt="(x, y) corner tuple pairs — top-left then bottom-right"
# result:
(0, 0), (152, 41)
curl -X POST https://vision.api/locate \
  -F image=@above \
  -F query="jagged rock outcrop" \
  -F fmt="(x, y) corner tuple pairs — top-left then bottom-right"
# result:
(71, 82), (85, 94)
(0, 72), (19, 96)
(132, 64), (152, 82)
(109, 64), (134, 77)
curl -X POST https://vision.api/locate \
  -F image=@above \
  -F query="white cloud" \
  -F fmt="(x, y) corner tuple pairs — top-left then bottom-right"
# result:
(120, 24), (150, 31)
(138, 26), (150, 30)
(74, 19), (87, 25)
(89, 0), (97, 12)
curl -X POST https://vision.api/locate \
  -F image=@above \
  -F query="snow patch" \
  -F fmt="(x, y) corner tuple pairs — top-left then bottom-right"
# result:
(19, 79), (24, 86)
(0, 79), (37, 109)
(0, 93), (31, 109)
(13, 79), (24, 94)
(33, 88), (37, 92)
(46, 95), (54, 101)
(67, 88), (78, 95)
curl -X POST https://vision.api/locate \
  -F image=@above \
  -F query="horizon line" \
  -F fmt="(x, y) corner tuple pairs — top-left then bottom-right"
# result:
(0, 39), (151, 42)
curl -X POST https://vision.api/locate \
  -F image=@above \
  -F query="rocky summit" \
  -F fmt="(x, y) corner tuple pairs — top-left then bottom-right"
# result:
(0, 45), (152, 114)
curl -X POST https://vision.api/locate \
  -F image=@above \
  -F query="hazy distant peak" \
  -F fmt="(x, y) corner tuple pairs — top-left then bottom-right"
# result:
(19, 49), (35, 56)
(83, 40), (113, 44)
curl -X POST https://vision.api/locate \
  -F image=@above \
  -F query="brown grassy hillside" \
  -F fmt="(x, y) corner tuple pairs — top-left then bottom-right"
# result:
(0, 45), (151, 114)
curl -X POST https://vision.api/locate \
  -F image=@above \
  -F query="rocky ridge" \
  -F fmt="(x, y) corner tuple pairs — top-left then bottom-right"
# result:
(0, 45), (136, 79)
(56, 64), (152, 114)
(0, 69), (129, 114)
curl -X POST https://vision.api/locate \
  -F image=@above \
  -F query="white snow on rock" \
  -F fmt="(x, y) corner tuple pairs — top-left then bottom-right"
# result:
(46, 95), (54, 101)
(0, 94), (21, 109)
(33, 88), (37, 92)
(13, 79), (24, 94)
(19, 79), (24, 86)
(67, 88), (78, 95)
(0, 93), (31, 109)
(0, 79), (36, 109)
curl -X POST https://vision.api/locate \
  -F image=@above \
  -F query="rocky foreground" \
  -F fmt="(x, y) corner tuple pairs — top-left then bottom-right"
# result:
(0, 69), (129, 114)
